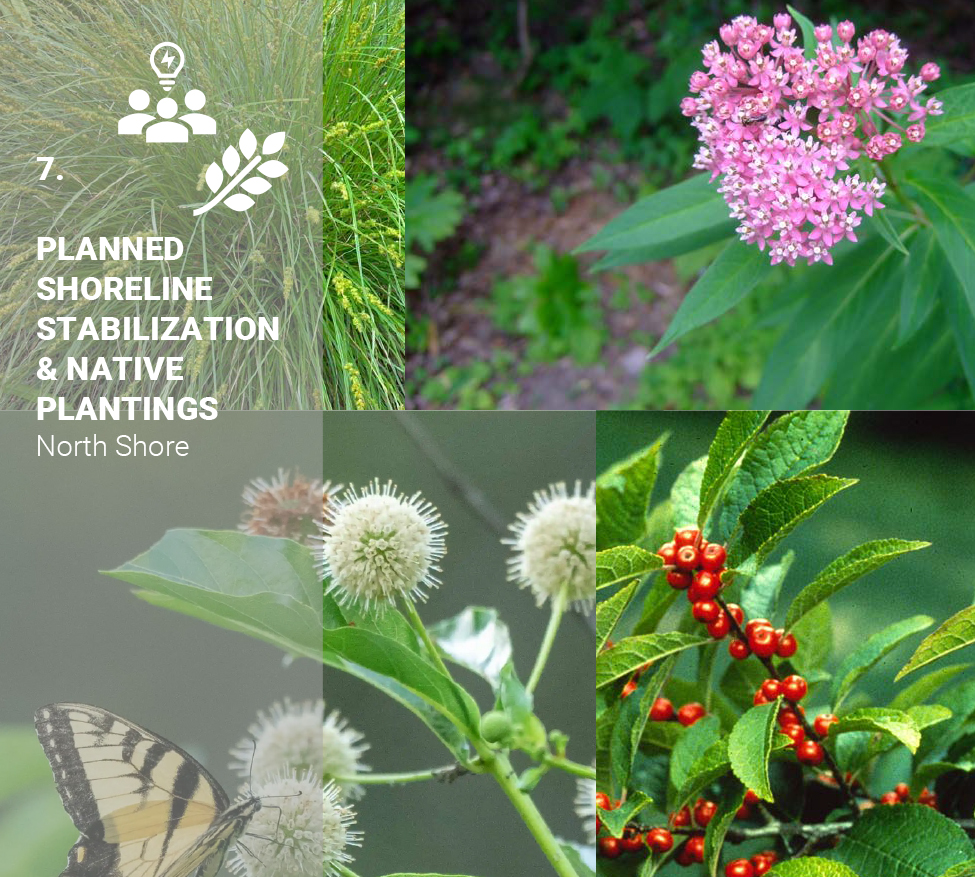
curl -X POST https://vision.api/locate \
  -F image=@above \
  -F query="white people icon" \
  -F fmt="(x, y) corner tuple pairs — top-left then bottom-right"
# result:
(118, 42), (215, 143)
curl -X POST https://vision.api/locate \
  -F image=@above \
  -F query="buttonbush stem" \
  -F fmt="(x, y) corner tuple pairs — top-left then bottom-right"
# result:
(527, 586), (568, 695)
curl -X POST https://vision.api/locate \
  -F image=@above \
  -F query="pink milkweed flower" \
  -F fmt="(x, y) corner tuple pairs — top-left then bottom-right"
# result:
(682, 10), (942, 267)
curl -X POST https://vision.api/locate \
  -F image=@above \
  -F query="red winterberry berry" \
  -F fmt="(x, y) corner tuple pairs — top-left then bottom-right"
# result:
(657, 542), (678, 564)
(677, 702), (706, 727)
(686, 835), (705, 863)
(781, 724), (805, 746)
(725, 859), (755, 877)
(879, 791), (900, 805)
(813, 713), (838, 737)
(676, 545), (700, 571)
(753, 690), (770, 706)
(689, 570), (722, 601)
(667, 570), (694, 589)
(621, 678), (638, 699)
(598, 836), (622, 859)
(596, 792), (611, 810)
(744, 790), (760, 805)
(796, 740), (824, 765)
(735, 802), (753, 820)
(650, 697), (674, 722)
(671, 806), (691, 828)
(781, 674), (808, 702)
(700, 542), (727, 572)
(707, 613), (731, 639)
(918, 788), (938, 808)
(693, 600), (721, 623)
(778, 708), (801, 727)
(729, 638), (751, 660)
(674, 528), (701, 548)
(749, 625), (780, 658)
(620, 827), (644, 852)
(751, 853), (775, 875)
(693, 798), (717, 827)
(895, 782), (910, 800)
(675, 843), (695, 867)
(776, 631), (798, 657)
(646, 827), (674, 853)
(761, 679), (782, 700)
(745, 618), (773, 637)
(726, 603), (745, 626)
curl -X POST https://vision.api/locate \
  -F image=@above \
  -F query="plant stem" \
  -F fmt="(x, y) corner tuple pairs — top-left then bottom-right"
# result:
(401, 594), (453, 678)
(334, 864), (362, 877)
(333, 764), (472, 785)
(543, 753), (596, 779)
(714, 595), (861, 821)
(476, 745), (579, 877)
(527, 587), (568, 695)
(878, 156), (922, 219)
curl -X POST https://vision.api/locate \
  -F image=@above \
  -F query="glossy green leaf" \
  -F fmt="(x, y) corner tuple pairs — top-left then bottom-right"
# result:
(786, 5), (818, 61)
(790, 601), (833, 678)
(871, 208), (909, 255)
(829, 708), (923, 753)
(891, 664), (970, 711)
(728, 475), (857, 570)
(104, 530), (321, 659)
(597, 439), (664, 550)
(698, 411), (770, 528)
(669, 716), (721, 809)
(923, 83), (975, 150)
(597, 546), (662, 591)
(673, 739), (731, 812)
(704, 783), (745, 877)
(940, 861), (975, 877)
(918, 679), (975, 763)
(596, 632), (710, 688)
(785, 539), (930, 630)
(827, 804), (975, 877)
(599, 792), (653, 839)
(632, 576), (680, 636)
(579, 173), (734, 261)
(428, 607), (511, 692)
(728, 700), (782, 801)
(899, 229), (945, 345)
(831, 615), (934, 709)
(898, 607), (975, 681)
(671, 456), (707, 529)
(649, 239), (771, 356)
(598, 579), (639, 650)
(909, 704), (953, 731)
(770, 858), (860, 877)
(717, 411), (848, 542)
(560, 842), (597, 877)
(741, 551), (794, 623)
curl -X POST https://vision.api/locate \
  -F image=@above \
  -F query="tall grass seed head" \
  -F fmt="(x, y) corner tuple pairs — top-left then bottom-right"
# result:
(319, 479), (446, 607)
(505, 481), (596, 610)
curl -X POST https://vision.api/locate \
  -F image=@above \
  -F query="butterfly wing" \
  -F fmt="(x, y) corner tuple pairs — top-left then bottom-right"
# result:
(35, 703), (234, 877)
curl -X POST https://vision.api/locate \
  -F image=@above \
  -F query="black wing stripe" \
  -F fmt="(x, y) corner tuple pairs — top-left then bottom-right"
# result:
(157, 759), (200, 873)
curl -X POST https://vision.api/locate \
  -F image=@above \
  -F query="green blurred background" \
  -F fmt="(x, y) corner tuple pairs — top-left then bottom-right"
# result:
(598, 411), (975, 704)
(319, 412), (595, 876)
(0, 412), (323, 876)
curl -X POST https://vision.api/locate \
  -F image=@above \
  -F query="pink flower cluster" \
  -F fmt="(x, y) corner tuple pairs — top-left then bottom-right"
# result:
(681, 13), (943, 266)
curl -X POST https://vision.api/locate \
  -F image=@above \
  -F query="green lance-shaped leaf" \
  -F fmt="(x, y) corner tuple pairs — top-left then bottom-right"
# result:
(899, 228), (945, 345)
(599, 792), (654, 839)
(728, 476), (857, 570)
(828, 708), (924, 754)
(671, 456), (707, 530)
(832, 615), (935, 710)
(649, 239), (771, 357)
(728, 700), (782, 801)
(578, 173), (735, 264)
(871, 207), (909, 256)
(923, 82), (975, 149)
(891, 664), (970, 711)
(698, 411), (771, 528)
(786, 539), (931, 630)
(790, 601), (833, 678)
(669, 716), (721, 810)
(898, 607), (975, 681)
(786, 5), (818, 61)
(939, 271), (975, 398)
(673, 739), (731, 812)
(104, 529), (322, 659)
(826, 803), (975, 877)
(596, 632), (710, 688)
(704, 783), (745, 877)
(940, 861), (975, 877)
(428, 607), (512, 692)
(597, 579), (639, 650)
(597, 546), (662, 591)
(770, 858), (860, 877)
(741, 551), (794, 624)
(597, 438), (664, 550)
(717, 411), (849, 542)
(909, 704), (953, 732)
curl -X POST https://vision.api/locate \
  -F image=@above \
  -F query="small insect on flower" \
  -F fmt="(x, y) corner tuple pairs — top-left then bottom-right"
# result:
(319, 479), (447, 608)
(575, 765), (597, 842)
(504, 481), (596, 611)
(240, 469), (339, 544)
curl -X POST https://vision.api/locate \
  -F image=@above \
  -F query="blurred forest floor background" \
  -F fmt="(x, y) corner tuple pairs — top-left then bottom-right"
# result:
(406, 0), (974, 410)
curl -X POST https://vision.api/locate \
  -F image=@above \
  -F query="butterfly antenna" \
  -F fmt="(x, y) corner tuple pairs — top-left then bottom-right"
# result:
(247, 737), (258, 798)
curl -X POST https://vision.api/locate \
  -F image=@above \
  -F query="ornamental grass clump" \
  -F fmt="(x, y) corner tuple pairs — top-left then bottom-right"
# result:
(682, 12), (942, 266)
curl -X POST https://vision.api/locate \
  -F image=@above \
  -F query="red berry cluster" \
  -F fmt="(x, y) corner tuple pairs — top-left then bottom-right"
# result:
(725, 851), (779, 877)
(878, 783), (938, 809)
(649, 696), (707, 727)
(595, 793), (675, 860)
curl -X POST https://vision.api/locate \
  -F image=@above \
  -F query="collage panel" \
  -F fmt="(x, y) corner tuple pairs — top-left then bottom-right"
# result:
(318, 411), (596, 876)
(596, 411), (975, 876)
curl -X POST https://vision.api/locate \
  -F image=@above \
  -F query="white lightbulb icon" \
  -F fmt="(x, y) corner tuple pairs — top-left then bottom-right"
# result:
(149, 42), (185, 92)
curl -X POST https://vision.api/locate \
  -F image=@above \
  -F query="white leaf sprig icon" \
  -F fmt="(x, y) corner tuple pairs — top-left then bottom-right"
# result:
(192, 129), (288, 216)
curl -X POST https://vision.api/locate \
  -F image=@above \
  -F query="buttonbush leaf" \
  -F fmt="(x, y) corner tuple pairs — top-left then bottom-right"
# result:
(786, 539), (930, 630)
(728, 700), (782, 801)
(597, 439), (664, 549)
(898, 607), (975, 680)
(698, 411), (770, 528)
(596, 632), (710, 688)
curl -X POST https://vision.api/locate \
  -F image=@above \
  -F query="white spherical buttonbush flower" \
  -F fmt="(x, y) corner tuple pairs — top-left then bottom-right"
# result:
(575, 765), (597, 843)
(231, 699), (368, 797)
(505, 481), (596, 610)
(319, 479), (447, 607)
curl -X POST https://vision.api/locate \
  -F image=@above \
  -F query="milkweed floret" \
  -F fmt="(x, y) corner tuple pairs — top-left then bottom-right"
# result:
(683, 12), (942, 266)
(504, 481), (596, 610)
(319, 479), (447, 607)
